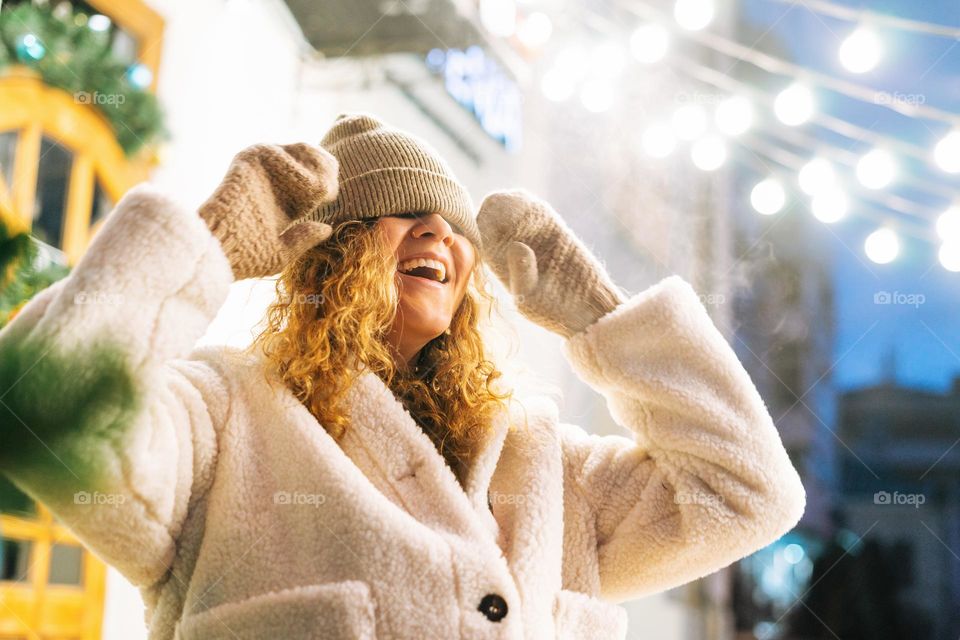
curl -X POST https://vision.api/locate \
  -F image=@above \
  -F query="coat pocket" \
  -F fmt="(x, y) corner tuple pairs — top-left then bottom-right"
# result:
(176, 580), (377, 640)
(553, 589), (628, 640)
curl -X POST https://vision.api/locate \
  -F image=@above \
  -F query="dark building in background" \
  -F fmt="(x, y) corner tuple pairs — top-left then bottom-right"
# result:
(832, 376), (960, 640)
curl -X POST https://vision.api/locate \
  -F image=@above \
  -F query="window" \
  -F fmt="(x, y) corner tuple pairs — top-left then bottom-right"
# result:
(0, 130), (16, 194)
(90, 177), (114, 229)
(31, 137), (74, 250)
(0, 538), (32, 582)
(49, 543), (84, 586)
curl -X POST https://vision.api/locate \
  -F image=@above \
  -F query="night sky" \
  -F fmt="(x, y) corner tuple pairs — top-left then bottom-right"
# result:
(741, 0), (960, 393)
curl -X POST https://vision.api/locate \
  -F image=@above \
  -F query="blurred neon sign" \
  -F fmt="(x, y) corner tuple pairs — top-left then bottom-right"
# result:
(426, 46), (522, 153)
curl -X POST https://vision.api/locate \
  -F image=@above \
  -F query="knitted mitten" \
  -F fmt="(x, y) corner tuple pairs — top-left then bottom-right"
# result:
(477, 189), (627, 338)
(199, 142), (339, 280)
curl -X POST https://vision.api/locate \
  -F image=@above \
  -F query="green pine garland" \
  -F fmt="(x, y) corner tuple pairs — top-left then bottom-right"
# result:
(0, 214), (70, 329)
(0, 2), (167, 155)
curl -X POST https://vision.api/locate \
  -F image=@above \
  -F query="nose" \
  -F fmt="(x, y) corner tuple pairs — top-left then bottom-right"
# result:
(411, 213), (455, 247)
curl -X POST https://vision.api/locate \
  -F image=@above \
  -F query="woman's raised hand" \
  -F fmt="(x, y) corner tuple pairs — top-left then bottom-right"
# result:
(199, 142), (340, 280)
(476, 189), (627, 338)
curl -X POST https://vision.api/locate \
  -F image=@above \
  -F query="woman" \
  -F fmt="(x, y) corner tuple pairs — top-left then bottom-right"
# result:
(0, 113), (805, 639)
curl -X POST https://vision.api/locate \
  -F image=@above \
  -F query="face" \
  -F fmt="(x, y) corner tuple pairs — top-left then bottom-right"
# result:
(376, 212), (477, 362)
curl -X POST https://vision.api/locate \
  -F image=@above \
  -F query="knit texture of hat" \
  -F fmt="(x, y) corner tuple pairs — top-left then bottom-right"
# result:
(307, 112), (482, 250)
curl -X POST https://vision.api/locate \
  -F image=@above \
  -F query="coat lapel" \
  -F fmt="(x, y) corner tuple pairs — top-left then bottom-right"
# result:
(336, 369), (509, 541)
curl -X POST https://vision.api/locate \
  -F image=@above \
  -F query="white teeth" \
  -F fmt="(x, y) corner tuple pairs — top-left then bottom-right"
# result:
(398, 257), (447, 282)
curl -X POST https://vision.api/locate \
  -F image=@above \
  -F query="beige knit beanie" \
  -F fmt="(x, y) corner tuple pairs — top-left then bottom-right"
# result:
(307, 112), (482, 251)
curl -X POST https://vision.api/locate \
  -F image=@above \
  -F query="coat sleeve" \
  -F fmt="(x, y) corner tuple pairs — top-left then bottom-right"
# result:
(557, 275), (806, 602)
(0, 184), (235, 587)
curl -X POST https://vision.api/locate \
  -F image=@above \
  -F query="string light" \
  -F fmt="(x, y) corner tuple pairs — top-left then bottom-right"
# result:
(480, 0), (517, 37)
(641, 123), (677, 158)
(517, 12), (553, 48)
(630, 23), (670, 63)
(691, 135), (727, 170)
(857, 149), (897, 189)
(672, 103), (708, 140)
(580, 79), (615, 113)
(714, 96), (754, 136)
(87, 14), (111, 32)
(811, 188), (849, 223)
(864, 228), (900, 264)
(552, 0), (960, 271)
(590, 42), (628, 78)
(673, 0), (714, 31)
(934, 131), (960, 173)
(798, 158), (836, 195)
(838, 27), (883, 74)
(774, 83), (815, 126)
(541, 67), (575, 101)
(939, 243), (960, 272)
(751, 179), (786, 215)
(936, 206), (960, 242)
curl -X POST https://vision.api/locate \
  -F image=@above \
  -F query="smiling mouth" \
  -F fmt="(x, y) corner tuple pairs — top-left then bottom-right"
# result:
(397, 260), (449, 284)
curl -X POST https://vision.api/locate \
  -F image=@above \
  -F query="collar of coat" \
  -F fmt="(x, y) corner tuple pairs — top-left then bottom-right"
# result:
(333, 365), (566, 624)
(243, 348), (563, 551)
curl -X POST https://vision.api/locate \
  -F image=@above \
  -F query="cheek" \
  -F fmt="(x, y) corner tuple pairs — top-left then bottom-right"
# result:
(376, 220), (408, 253)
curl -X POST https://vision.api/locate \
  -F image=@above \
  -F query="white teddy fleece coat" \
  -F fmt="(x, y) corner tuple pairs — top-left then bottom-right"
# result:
(0, 185), (805, 640)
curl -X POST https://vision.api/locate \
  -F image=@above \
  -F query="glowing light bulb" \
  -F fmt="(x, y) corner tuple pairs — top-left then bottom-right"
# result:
(590, 42), (628, 79)
(541, 68), (575, 102)
(798, 158), (836, 195)
(864, 227), (899, 264)
(774, 84), (815, 126)
(88, 14), (111, 32)
(641, 123), (677, 158)
(811, 188), (848, 223)
(857, 149), (897, 189)
(580, 80), (615, 113)
(674, 0), (714, 31)
(715, 96), (753, 136)
(691, 136), (727, 171)
(751, 179), (786, 215)
(480, 0), (517, 37)
(630, 23), (670, 64)
(936, 206), (960, 242)
(939, 242), (960, 272)
(934, 131), (960, 174)
(672, 104), (707, 140)
(517, 12), (552, 48)
(839, 27), (883, 74)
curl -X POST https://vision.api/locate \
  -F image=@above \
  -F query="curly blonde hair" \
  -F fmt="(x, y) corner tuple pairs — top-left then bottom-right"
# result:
(244, 218), (514, 484)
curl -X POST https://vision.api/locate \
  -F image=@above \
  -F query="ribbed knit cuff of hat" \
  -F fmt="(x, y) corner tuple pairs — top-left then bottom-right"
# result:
(306, 113), (482, 251)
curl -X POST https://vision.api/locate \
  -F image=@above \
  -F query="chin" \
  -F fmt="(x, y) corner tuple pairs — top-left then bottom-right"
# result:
(397, 310), (451, 341)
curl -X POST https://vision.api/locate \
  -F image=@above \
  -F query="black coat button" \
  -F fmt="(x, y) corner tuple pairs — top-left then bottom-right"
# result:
(478, 593), (508, 622)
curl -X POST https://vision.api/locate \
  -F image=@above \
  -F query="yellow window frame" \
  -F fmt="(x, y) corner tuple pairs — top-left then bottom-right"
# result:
(0, 507), (107, 640)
